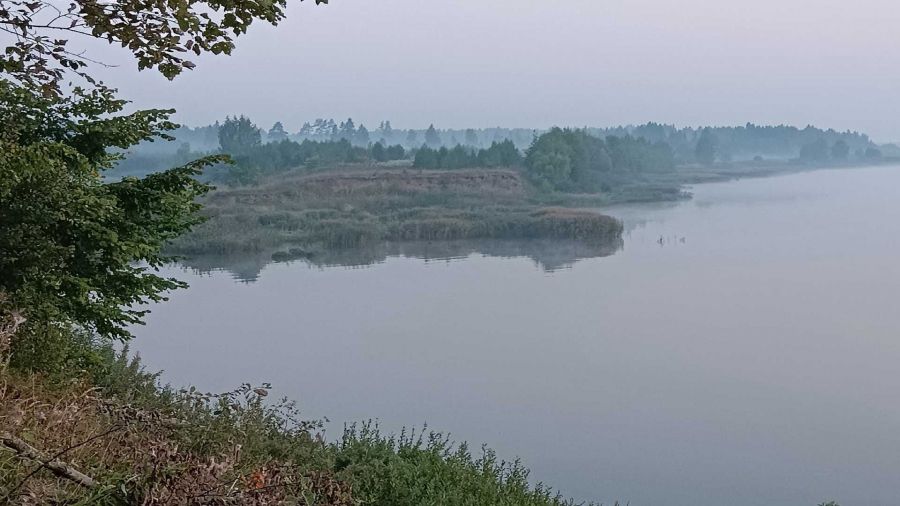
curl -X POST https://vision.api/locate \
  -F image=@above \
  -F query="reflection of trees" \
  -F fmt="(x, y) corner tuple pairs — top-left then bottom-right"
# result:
(178, 238), (624, 282)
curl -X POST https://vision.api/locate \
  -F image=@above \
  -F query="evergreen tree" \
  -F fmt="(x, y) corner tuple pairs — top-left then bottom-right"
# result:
(337, 118), (356, 141)
(465, 128), (479, 147)
(386, 144), (406, 160)
(799, 138), (829, 162)
(379, 120), (394, 143)
(219, 116), (262, 154)
(268, 121), (289, 142)
(372, 142), (387, 162)
(414, 147), (439, 169)
(831, 140), (850, 160)
(695, 128), (718, 165)
(425, 124), (442, 148)
(865, 147), (883, 159)
(355, 124), (371, 146)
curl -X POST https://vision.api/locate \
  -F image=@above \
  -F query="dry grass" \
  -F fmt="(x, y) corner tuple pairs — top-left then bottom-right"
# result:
(166, 167), (624, 256)
(0, 370), (353, 505)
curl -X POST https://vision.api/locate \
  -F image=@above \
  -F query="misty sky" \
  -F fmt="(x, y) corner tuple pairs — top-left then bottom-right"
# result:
(88, 0), (900, 141)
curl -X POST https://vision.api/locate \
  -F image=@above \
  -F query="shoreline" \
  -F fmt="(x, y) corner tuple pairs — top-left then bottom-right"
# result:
(166, 159), (895, 262)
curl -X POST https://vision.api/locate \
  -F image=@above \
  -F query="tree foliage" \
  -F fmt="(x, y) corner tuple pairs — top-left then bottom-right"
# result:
(1, 0), (328, 350)
(413, 140), (522, 170)
(0, 82), (222, 341)
(799, 138), (829, 162)
(218, 115), (261, 154)
(0, 0), (328, 95)
(831, 139), (850, 160)
(424, 124), (441, 148)
(525, 128), (674, 192)
(224, 137), (407, 185)
(694, 128), (718, 165)
(267, 121), (288, 142)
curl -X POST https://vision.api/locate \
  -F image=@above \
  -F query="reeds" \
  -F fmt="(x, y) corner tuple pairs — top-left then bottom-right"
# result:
(167, 168), (624, 256)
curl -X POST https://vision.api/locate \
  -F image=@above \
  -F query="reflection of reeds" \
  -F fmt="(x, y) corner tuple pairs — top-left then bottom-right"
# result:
(181, 237), (626, 282)
(167, 169), (625, 255)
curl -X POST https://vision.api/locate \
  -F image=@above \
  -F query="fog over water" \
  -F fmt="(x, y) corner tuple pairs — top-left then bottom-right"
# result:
(135, 165), (900, 506)
(83, 0), (900, 141)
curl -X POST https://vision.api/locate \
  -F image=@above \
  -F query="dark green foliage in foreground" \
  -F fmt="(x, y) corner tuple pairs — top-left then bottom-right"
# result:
(337, 423), (576, 506)
(525, 128), (675, 192)
(0, 82), (217, 343)
(1, 0), (325, 351)
(413, 140), (523, 169)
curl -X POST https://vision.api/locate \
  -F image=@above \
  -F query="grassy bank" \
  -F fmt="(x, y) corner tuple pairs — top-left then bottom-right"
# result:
(0, 336), (592, 505)
(0, 336), (847, 506)
(167, 167), (626, 257)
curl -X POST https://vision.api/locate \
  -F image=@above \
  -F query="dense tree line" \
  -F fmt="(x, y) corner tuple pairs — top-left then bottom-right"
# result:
(799, 138), (881, 163)
(292, 120), (538, 150)
(225, 139), (406, 185)
(524, 128), (675, 192)
(212, 117), (406, 184)
(412, 140), (522, 169)
(120, 118), (888, 171)
(593, 122), (876, 163)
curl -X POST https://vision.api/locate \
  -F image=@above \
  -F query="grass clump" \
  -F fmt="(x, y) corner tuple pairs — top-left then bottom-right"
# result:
(337, 423), (574, 506)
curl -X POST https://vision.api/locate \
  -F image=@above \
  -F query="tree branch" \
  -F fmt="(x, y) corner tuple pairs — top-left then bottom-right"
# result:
(1, 431), (99, 489)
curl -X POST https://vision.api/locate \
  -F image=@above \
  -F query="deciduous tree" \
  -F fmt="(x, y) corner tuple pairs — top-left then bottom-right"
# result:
(0, 0), (328, 353)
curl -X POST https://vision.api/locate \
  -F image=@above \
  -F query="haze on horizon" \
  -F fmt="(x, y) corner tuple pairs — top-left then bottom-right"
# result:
(91, 0), (900, 141)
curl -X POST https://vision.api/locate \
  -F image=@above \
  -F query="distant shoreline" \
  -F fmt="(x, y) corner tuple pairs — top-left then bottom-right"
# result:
(165, 158), (895, 263)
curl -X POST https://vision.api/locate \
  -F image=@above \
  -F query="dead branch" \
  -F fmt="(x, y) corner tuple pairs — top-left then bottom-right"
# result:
(1, 431), (97, 489)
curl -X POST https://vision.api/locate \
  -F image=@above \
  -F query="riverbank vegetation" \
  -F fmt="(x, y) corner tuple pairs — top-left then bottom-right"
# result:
(166, 168), (624, 255)
(109, 115), (896, 184)
(162, 117), (896, 260)
(0, 335), (591, 505)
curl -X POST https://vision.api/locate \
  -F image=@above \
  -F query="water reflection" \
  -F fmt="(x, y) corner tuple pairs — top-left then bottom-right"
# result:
(177, 237), (625, 282)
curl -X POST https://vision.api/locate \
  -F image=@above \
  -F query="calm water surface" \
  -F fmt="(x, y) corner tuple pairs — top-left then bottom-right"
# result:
(135, 165), (900, 506)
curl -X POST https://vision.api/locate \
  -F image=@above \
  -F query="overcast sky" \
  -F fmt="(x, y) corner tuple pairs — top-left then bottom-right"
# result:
(91, 0), (900, 141)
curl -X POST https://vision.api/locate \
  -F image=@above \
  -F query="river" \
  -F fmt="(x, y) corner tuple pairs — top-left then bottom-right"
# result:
(133, 165), (900, 506)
